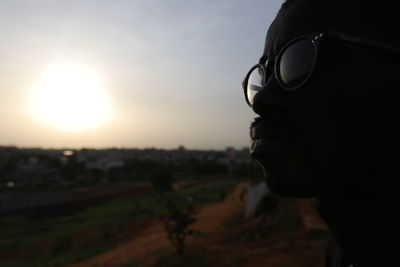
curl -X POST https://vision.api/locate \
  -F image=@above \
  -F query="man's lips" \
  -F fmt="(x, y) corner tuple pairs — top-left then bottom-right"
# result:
(250, 116), (296, 141)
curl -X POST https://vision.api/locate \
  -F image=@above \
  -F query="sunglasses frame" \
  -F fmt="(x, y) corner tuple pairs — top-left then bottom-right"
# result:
(243, 31), (400, 107)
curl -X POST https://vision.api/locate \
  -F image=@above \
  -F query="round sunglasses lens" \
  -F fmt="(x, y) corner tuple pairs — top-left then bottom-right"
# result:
(247, 66), (264, 105)
(278, 39), (315, 89)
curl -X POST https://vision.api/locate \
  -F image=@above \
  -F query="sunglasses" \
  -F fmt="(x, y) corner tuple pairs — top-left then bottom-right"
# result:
(242, 31), (400, 107)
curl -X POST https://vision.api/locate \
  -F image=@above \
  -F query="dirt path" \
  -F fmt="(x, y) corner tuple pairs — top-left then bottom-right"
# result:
(69, 183), (247, 267)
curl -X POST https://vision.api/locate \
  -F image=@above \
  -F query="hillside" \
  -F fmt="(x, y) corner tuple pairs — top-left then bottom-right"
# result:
(69, 183), (330, 267)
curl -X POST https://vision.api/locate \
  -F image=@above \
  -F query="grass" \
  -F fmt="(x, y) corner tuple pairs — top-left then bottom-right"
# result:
(0, 178), (240, 267)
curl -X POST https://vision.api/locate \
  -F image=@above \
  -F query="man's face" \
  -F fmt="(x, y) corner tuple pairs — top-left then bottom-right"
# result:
(249, 3), (398, 197)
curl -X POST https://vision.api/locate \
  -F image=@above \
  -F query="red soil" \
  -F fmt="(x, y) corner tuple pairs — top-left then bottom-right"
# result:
(68, 183), (328, 267)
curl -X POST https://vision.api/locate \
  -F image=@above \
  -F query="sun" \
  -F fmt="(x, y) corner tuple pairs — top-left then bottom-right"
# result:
(30, 64), (112, 131)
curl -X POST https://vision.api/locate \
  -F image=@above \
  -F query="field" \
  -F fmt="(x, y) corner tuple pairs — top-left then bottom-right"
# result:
(69, 182), (329, 267)
(0, 179), (239, 267)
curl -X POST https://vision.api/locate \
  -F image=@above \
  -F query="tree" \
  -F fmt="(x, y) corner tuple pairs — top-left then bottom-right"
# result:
(159, 198), (199, 254)
(150, 165), (174, 193)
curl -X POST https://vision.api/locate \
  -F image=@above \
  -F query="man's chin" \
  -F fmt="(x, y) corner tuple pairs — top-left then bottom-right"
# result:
(258, 161), (317, 198)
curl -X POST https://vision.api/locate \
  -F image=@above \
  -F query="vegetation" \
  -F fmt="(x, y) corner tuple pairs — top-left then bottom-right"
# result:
(0, 179), (239, 267)
(148, 197), (327, 267)
(0, 147), (252, 192)
(159, 198), (199, 254)
(150, 164), (174, 193)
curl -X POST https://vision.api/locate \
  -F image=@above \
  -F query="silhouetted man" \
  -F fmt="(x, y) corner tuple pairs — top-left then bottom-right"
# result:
(242, 1), (400, 266)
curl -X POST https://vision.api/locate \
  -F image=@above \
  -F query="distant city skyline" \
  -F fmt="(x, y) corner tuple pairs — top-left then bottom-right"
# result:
(0, 0), (282, 150)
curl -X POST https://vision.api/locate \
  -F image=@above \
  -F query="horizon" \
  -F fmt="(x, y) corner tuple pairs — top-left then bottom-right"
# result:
(0, 143), (249, 151)
(0, 1), (282, 149)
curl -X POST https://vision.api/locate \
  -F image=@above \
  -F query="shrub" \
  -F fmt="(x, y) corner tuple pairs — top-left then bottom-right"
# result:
(150, 165), (174, 193)
(52, 236), (72, 254)
(159, 198), (199, 254)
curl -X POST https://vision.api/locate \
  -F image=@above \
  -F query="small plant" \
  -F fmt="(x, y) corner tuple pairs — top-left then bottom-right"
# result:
(101, 223), (114, 240)
(159, 198), (199, 254)
(52, 236), (72, 254)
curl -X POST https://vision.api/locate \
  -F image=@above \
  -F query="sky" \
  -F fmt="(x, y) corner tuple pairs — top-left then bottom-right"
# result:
(0, 0), (283, 150)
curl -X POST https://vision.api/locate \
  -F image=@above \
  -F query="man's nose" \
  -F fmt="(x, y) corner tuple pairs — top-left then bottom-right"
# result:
(252, 78), (289, 116)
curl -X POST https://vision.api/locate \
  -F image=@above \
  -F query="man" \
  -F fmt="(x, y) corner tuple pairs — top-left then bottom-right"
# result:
(242, 1), (400, 266)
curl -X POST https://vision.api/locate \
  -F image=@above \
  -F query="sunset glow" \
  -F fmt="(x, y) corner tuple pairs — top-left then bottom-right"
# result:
(30, 64), (112, 131)
(0, 0), (280, 149)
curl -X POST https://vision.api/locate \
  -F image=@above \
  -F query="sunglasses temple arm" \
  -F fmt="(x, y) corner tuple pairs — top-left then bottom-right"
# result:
(329, 31), (400, 54)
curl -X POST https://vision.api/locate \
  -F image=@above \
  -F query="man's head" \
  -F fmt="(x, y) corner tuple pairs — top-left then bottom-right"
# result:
(246, 0), (400, 197)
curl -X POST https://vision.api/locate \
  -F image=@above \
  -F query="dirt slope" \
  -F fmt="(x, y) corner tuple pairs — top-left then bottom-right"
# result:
(69, 183), (248, 267)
